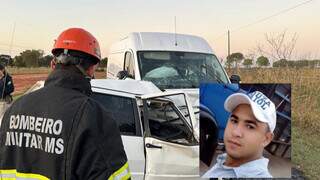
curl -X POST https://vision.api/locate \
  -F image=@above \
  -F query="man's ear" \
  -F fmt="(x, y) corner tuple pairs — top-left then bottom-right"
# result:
(50, 59), (56, 70)
(86, 64), (96, 78)
(263, 132), (274, 147)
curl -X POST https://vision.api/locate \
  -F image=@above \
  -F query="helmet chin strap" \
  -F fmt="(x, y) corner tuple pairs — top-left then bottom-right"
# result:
(75, 64), (92, 79)
(55, 49), (92, 79)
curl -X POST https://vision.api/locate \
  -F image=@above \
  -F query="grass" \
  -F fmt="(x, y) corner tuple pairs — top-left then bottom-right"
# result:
(6, 67), (106, 77)
(293, 126), (320, 179)
(230, 67), (320, 179)
(12, 93), (24, 101)
(7, 67), (51, 75)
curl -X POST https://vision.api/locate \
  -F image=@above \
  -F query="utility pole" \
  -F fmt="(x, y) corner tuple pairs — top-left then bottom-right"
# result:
(9, 22), (16, 57)
(228, 30), (230, 58)
(227, 30), (231, 72)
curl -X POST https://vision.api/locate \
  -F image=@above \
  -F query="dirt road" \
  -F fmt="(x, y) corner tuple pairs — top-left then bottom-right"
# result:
(11, 71), (106, 95)
(12, 73), (48, 95)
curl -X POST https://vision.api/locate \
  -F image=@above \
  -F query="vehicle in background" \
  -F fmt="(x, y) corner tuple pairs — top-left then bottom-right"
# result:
(107, 32), (240, 97)
(107, 32), (239, 87)
(26, 80), (201, 180)
(107, 32), (240, 129)
(107, 33), (241, 170)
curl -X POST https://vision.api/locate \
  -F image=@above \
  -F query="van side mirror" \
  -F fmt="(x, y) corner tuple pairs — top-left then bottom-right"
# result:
(117, 70), (129, 79)
(230, 74), (241, 83)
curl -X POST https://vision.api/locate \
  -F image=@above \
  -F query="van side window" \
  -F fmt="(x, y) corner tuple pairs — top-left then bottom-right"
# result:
(91, 93), (140, 136)
(124, 51), (135, 78)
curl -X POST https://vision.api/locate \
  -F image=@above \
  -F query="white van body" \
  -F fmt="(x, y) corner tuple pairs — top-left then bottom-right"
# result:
(107, 32), (230, 120)
(108, 32), (229, 82)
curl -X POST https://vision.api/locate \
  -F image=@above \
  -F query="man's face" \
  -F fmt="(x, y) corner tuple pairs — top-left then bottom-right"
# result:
(223, 104), (273, 161)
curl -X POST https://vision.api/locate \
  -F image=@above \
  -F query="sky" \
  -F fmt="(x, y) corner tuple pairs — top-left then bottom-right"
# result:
(0, 0), (319, 61)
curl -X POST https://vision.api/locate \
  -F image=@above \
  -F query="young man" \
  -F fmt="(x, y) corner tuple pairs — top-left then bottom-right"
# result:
(203, 91), (276, 178)
(0, 28), (130, 180)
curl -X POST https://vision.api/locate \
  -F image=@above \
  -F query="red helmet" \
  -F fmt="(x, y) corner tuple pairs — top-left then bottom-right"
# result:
(52, 28), (101, 61)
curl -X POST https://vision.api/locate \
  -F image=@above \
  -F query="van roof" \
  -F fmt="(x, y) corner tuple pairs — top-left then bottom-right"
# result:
(110, 32), (214, 54)
(27, 80), (163, 99)
(91, 79), (162, 97)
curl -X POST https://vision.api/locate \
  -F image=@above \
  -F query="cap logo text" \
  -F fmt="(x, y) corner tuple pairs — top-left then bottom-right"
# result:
(248, 91), (271, 110)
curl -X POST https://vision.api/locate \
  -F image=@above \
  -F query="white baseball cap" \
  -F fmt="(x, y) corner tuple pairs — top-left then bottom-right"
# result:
(224, 91), (277, 133)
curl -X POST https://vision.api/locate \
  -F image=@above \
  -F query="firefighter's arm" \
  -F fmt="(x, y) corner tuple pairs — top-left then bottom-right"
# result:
(5, 75), (14, 95)
(69, 100), (130, 180)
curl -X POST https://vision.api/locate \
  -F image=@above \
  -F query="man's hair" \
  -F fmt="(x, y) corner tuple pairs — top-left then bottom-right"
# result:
(0, 64), (5, 71)
(53, 49), (99, 71)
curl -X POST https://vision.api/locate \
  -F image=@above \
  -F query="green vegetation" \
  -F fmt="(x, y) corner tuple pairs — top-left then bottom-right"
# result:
(7, 67), (51, 75)
(13, 50), (52, 67)
(242, 58), (253, 68)
(4, 49), (109, 68)
(226, 52), (244, 69)
(273, 59), (320, 68)
(13, 93), (24, 101)
(233, 67), (320, 179)
(256, 56), (270, 67)
(293, 126), (320, 179)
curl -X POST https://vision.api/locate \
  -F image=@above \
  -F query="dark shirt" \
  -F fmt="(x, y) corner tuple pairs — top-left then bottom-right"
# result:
(0, 73), (14, 99)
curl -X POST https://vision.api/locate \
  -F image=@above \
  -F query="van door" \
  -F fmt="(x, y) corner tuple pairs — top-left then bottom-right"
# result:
(91, 93), (145, 180)
(141, 93), (200, 180)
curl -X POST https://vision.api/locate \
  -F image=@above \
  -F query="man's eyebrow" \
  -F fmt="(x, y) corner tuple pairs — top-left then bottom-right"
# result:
(230, 114), (238, 119)
(244, 119), (258, 126)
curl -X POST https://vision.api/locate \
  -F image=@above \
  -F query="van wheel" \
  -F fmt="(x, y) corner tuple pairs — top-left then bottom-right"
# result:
(200, 114), (218, 167)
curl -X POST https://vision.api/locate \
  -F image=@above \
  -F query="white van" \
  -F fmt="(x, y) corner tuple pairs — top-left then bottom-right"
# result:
(107, 32), (239, 86)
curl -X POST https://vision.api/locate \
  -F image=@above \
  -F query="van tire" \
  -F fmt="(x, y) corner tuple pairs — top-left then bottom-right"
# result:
(200, 111), (218, 167)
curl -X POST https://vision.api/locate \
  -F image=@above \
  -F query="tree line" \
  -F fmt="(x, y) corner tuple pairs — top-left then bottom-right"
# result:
(226, 52), (320, 68)
(0, 49), (108, 68)
(225, 30), (319, 68)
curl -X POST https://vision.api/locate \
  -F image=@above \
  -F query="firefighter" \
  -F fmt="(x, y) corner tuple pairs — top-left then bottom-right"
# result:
(0, 64), (14, 124)
(0, 64), (14, 101)
(0, 28), (130, 180)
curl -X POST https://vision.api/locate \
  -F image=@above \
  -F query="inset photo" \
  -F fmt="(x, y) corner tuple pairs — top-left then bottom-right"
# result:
(200, 83), (291, 178)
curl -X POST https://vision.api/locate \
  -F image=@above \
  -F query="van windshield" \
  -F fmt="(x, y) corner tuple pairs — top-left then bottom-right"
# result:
(137, 51), (229, 89)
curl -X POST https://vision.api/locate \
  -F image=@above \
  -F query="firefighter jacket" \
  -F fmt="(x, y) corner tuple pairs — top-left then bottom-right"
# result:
(0, 73), (14, 100)
(0, 66), (130, 180)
